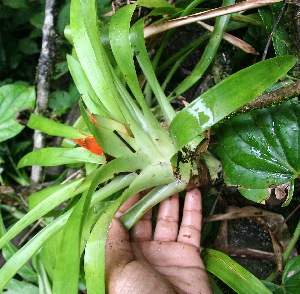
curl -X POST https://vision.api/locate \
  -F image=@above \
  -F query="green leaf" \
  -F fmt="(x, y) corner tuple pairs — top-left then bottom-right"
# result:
(83, 156), (153, 293)
(130, 20), (176, 124)
(4, 279), (39, 294)
(57, 2), (71, 35)
(202, 249), (272, 294)
(70, 0), (125, 123)
(137, 0), (174, 8)
(0, 173), (137, 291)
(52, 195), (86, 294)
(169, 56), (298, 151)
(259, 4), (292, 56)
(214, 100), (300, 204)
(18, 37), (39, 55)
(261, 280), (282, 294)
(0, 84), (35, 142)
(174, 0), (234, 95)
(84, 114), (135, 158)
(2, 0), (28, 9)
(0, 174), (137, 292)
(67, 54), (110, 116)
(33, 255), (52, 294)
(39, 230), (63, 282)
(119, 179), (186, 229)
(27, 113), (86, 139)
(49, 90), (78, 116)
(109, 4), (177, 160)
(0, 178), (86, 250)
(0, 211), (37, 283)
(0, 211), (71, 292)
(79, 101), (137, 158)
(18, 147), (105, 168)
(282, 256), (300, 293)
(109, 3), (147, 112)
(84, 195), (122, 294)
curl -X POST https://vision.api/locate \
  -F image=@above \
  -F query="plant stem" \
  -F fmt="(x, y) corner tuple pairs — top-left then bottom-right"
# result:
(265, 218), (300, 282)
(282, 218), (300, 264)
(235, 80), (300, 115)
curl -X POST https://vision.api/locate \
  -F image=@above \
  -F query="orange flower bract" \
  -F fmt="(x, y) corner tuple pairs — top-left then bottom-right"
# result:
(73, 136), (104, 155)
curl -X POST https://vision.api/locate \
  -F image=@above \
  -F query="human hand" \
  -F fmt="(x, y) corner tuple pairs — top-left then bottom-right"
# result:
(105, 188), (212, 294)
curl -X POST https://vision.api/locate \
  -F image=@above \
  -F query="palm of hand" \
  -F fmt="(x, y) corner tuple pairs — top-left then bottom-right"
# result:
(106, 189), (212, 294)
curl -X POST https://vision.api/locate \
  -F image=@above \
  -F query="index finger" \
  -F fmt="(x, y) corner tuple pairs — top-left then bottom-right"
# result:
(177, 188), (202, 249)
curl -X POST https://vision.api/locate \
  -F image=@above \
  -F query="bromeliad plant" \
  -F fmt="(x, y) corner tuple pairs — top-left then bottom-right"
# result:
(0, 0), (298, 293)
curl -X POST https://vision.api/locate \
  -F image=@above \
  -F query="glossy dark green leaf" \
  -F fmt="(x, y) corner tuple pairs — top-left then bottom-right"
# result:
(170, 56), (297, 151)
(49, 90), (78, 116)
(214, 100), (300, 204)
(0, 84), (35, 142)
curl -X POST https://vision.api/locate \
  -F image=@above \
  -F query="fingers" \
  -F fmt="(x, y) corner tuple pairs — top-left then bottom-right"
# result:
(115, 192), (153, 241)
(177, 188), (202, 249)
(130, 207), (153, 241)
(153, 193), (179, 241)
(114, 188), (203, 248)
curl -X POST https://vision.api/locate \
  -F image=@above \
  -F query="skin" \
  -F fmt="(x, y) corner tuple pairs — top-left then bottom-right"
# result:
(105, 188), (212, 294)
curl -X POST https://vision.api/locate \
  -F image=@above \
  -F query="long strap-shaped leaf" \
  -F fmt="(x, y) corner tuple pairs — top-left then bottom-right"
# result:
(109, 4), (176, 159)
(67, 54), (110, 117)
(169, 55), (298, 151)
(174, 0), (235, 95)
(52, 193), (87, 294)
(0, 174), (137, 291)
(70, 0), (124, 123)
(202, 249), (272, 294)
(130, 20), (177, 125)
(109, 3), (149, 115)
(0, 178), (86, 251)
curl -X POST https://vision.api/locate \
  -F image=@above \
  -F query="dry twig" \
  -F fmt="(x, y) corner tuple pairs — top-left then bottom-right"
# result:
(31, 0), (57, 184)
